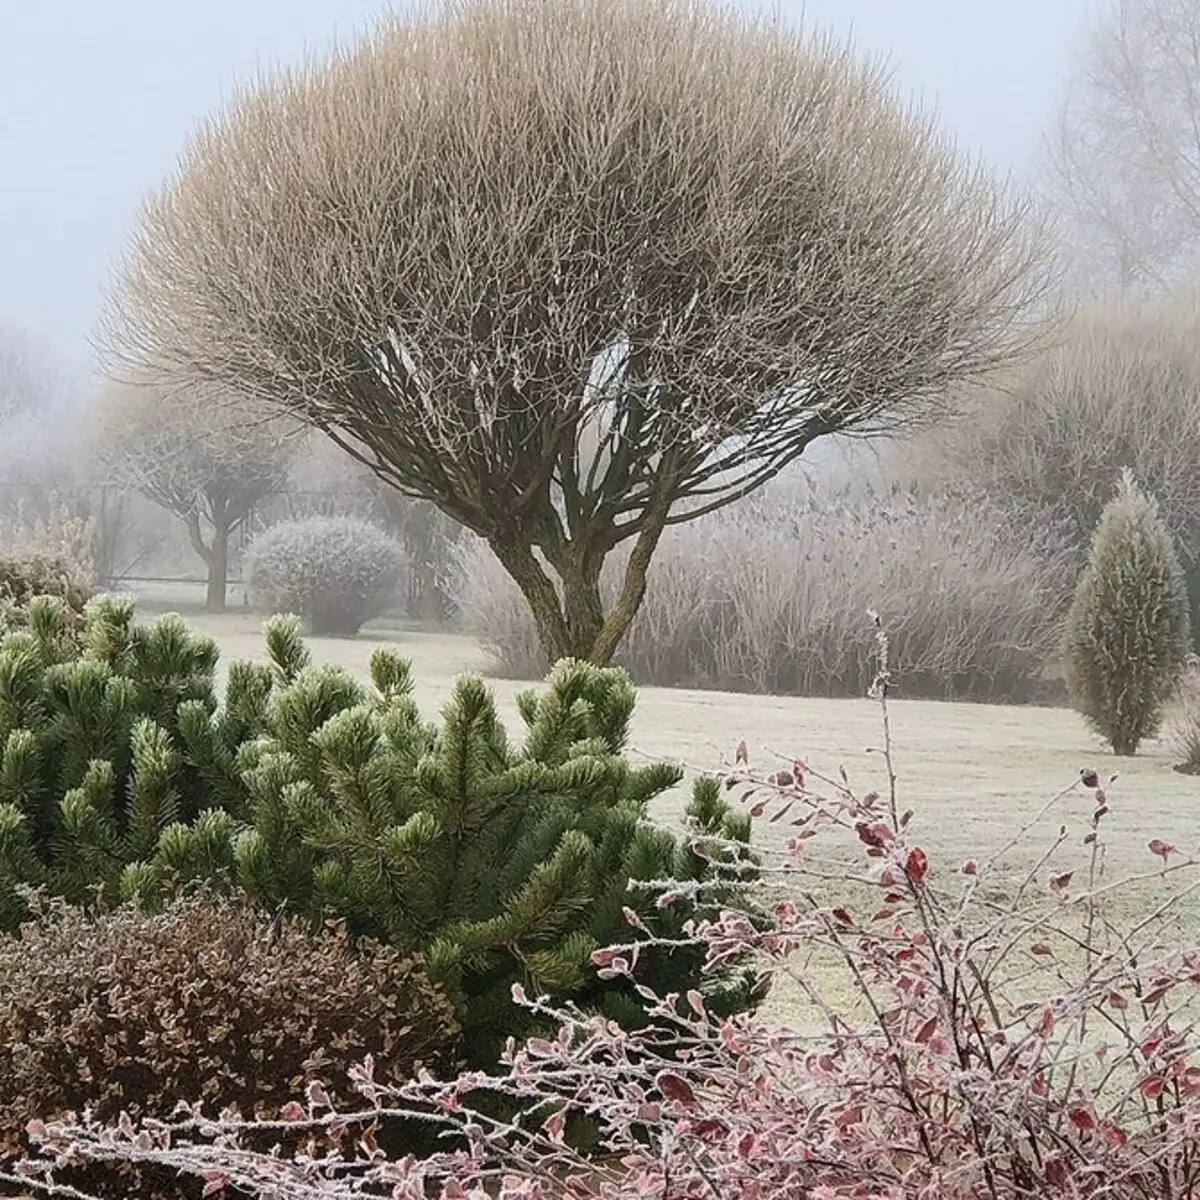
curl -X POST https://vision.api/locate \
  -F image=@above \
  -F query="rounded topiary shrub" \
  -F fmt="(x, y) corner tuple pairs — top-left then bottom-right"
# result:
(246, 516), (405, 635)
(0, 892), (457, 1169)
(1065, 470), (1191, 756)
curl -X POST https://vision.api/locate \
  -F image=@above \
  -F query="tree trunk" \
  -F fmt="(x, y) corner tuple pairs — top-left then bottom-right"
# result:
(489, 513), (668, 668)
(184, 511), (230, 614)
(206, 526), (229, 614)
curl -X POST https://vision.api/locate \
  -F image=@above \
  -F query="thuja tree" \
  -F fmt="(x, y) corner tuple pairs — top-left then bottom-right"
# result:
(0, 596), (254, 927)
(1065, 470), (1191, 755)
(128, 618), (758, 1064)
(104, 0), (1050, 665)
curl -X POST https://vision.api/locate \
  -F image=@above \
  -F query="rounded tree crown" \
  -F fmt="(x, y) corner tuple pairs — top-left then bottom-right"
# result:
(108, 0), (1050, 531)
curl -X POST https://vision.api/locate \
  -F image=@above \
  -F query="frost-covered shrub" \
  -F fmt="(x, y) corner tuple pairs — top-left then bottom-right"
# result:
(246, 516), (405, 635)
(1065, 470), (1191, 755)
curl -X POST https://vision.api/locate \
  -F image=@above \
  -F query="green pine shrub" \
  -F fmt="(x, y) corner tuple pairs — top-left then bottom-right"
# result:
(0, 595), (256, 928)
(0, 891), (456, 1191)
(0, 599), (756, 1065)
(246, 516), (406, 635)
(1065, 470), (1191, 755)
(130, 616), (759, 1064)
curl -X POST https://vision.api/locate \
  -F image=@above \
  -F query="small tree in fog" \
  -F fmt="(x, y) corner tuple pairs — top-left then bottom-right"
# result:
(105, 0), (1051, 665)
(1049, 0), (1200, 292)
(1065, 471), (1190, 756)
(96, 383), (297, 612)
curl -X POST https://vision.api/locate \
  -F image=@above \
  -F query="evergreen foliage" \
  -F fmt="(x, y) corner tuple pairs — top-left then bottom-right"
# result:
(0, 595), (248, 927)
(0, 599), (757, 1062)
(132, 617), (758, 1062)
(1065, 470), (1192, 755)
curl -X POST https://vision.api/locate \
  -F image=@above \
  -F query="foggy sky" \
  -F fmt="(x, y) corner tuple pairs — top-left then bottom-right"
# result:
(0, 0), (1093, 377)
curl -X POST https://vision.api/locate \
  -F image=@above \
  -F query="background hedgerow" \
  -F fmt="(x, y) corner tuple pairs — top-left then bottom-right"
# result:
(1168, 668), (1200, 775)
(245, 516), (406, 636)
(22, 629), (1200, 1200)
(449, 481), (1071, 702)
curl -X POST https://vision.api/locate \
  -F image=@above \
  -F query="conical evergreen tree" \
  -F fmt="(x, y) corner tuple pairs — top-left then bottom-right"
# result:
(1065, 469), (1191, 755)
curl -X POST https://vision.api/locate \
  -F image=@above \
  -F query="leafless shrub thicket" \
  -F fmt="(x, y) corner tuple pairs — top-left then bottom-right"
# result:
(914, 298), (1200, 644)
(104, 0), (1052, 665)
(918, 299), (1200, 551)
(449, 481), (1070, 702)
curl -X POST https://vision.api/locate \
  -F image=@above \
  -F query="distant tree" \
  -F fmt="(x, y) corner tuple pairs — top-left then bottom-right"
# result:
(1048, 0), (1200, 292)
(1065, 470), (1191, 756)
(95, 383), (297, 611)
(0, 325), (68, 426)
(105, 0), (1051, 665)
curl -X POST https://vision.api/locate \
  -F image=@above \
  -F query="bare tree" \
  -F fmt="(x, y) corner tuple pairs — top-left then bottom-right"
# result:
(0, 325), (68, 427)
(1049, 0), (1200, 293)
(94, 383), (298, 611)
(105, 0), (1051, 664)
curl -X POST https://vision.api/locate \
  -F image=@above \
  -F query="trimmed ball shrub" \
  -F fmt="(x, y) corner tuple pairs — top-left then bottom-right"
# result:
(246, 516), (405, 635)
(0, 891), (457, 1157)
(1065, 470), (1191, 755)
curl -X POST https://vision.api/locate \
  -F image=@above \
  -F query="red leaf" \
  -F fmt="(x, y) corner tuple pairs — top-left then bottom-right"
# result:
(855, 821), (893, 848)
(1107, 991), (1129, 1011)
(202, 1174), (231, 1198)
(1149, 838), (1177, 864)
(792, 759), (807, 787)
(914, 1016), (938, 1044)
(962, 858), (978, 876)
(1049, 871), (1073, 893)
(737, 1132), (757, 1159)
(1068, 1104), (1096, 1132)
(905, 847), (929, 885)
(1101, 1123), (1129, 1148)
(1139, 1074), (1167, 1100)
(832, 908), (853, 927)
(834, 1106), (863, 1130)
(656, 1071), (697, 1109)
(280, 1101), (306, 1122)
(735, 739), (749, 765)
(1031, 942), (1053, 956)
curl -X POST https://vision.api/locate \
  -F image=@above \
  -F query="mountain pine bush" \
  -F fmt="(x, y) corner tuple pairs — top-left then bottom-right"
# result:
(0, 594), (259, 928)
(125, 616), (758, 1063)
(0, 596), (756, 1063)
(1065, 470), (1191, 755)
(246, 516), (406, 635)
(0, 892), (456, 1190)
